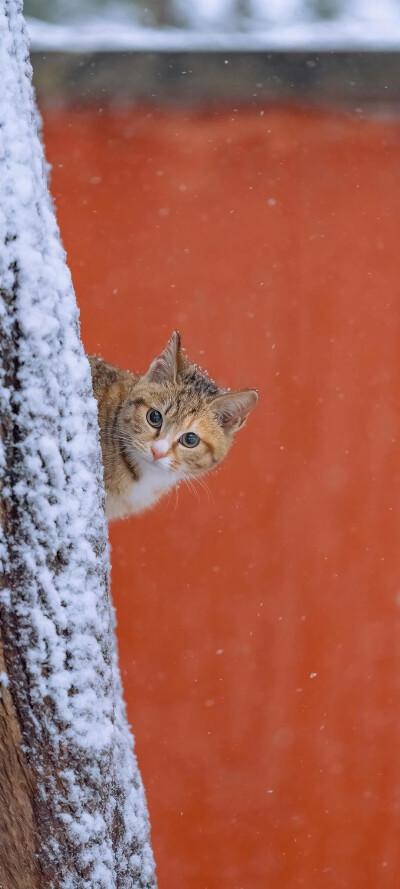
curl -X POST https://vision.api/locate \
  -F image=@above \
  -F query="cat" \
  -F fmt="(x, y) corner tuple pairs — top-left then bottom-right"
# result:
(89, 331), (257, 520)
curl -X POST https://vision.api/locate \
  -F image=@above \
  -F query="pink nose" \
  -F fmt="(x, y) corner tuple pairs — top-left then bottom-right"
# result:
(151, 445), (166, 461)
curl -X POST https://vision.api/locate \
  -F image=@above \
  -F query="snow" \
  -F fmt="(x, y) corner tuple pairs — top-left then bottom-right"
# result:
(0, 2), (156, 887)
(0, 670), (9, 687)
(25, 0), (400, 51)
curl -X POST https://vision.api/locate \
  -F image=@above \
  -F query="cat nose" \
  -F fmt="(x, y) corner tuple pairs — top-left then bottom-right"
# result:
(151, 440), (169, 460)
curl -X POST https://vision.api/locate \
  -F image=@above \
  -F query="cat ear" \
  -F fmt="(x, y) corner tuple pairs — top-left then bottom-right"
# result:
(211, 389), (258, 431)
(146, 331), (182, 383)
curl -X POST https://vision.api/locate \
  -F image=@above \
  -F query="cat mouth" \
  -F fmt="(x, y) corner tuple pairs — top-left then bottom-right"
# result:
(150, 454), (171, 469)
(150, 446), (170, 463)
(134, 447), (171, 469)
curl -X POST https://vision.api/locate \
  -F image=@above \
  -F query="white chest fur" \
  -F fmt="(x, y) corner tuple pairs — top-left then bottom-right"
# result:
(127, 466), (176, 513)
(106, 461), (177, 520)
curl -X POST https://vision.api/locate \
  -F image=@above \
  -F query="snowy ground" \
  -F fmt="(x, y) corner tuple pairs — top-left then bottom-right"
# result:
(25, 0), (400, 52)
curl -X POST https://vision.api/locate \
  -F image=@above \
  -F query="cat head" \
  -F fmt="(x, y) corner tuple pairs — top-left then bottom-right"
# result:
(119, 331), (257, 480)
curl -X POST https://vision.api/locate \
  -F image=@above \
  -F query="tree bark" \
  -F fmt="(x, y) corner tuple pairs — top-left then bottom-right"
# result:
(0, 632), (39, 889)
(0, 2), (156, 887)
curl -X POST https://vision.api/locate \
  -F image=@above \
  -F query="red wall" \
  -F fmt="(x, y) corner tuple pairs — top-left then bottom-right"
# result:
(43, 104), (400, 889)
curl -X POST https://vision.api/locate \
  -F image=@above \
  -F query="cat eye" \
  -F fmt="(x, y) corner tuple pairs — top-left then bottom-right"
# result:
(179, 432), (200, 448)
(147, 409), (163, 428)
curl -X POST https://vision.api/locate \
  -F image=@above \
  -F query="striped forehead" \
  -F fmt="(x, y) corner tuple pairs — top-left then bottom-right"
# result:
(180, 367), (220, 398)
(162, 379), (217, 424)
(162, 389), (199, 424)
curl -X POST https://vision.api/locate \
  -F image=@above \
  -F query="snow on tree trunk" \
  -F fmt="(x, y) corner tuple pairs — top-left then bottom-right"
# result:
(0, 2), (157, 887)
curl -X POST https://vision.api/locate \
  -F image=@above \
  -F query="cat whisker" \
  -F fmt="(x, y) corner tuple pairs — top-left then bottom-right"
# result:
(179, 476), (201, 504)
(111, 436), (148, 458)
(178, 470), (212, 504)
(111, 435), (136, 448)
(179, 471), (211, 505)
(192, 475), (212, 503)
(165, 481), (180, 513)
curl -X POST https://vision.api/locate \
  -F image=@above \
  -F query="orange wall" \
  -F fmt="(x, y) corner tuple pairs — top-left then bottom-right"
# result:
(43, 104), (400, 889)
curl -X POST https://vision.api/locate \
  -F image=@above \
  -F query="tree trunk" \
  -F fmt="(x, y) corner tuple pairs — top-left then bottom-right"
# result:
(0, 2), (157, 887)
(0, 631), (39, 889)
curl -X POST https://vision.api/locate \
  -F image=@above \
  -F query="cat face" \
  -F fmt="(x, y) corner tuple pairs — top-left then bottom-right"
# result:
(118, 332), (257, 481)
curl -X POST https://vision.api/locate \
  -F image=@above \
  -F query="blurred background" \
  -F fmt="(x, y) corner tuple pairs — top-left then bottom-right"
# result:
(23, 0), (400, 48)
(28, 3), (400, 889)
